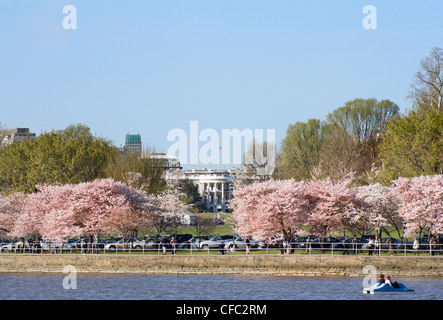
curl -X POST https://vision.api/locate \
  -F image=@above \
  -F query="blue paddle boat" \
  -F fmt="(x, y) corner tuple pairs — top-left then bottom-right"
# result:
(363, 282), (415, 294)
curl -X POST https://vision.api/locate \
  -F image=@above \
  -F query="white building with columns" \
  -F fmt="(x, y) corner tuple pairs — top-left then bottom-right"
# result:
(183, 167), (233, 213)
(166, 167), (242, 213)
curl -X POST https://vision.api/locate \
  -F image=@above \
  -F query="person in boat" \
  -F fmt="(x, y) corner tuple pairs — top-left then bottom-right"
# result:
(385, 275), (401, 288)
(378, 274), (385, 284)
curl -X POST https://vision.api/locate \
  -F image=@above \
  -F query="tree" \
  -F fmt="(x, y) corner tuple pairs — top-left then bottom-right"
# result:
(104, 151), (167, 194)
(0, 192), (26, 235)
(320, 98), (399, 180)
(391, 175), (443, 239)
(242, 140), (276, 181)
(379, 110), (443, 182)
(149, 188), (189, 237)
(408, 47), (443, 113)
(279, 119), (326, 181)
(179, 178), (201, 206)
(192, 214), (218, 237)
(232, 179), (310, 241)
(9, 179), (153, 241)
(306, 178), (361, 237)
(278, 99), (399, 183)
(354, 183), (402, 238)
(0, 124), (117, 195)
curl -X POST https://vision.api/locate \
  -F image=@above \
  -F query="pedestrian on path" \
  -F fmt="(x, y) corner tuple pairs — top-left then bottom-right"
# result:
(170, 237), (177, 255)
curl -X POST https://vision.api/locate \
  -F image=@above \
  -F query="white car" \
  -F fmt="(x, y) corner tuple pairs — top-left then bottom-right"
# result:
(224, 237), (260, 250)
(199, 234), (239, 250)
(104, 238), (148, 251)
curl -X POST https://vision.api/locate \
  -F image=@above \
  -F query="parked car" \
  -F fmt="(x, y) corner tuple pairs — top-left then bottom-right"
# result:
(331, 237), (368, 250)
(199, 234), (239, 250)
(223, 237), (260, 250)
(152, 234), (194, 250)
(104, 237), (148, 251)
(178, 236), (209, 250)
(258, 238), (281, 249)
(290, 236), (314, 249)
(380, 237), (405, 251)
(1, 240), (14, 252)
(298, 236), (339, 250)
(361, 237), (404, 251)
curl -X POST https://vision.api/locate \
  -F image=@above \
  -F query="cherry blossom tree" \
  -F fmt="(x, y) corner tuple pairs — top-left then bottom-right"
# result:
(392, 175), (443, 238)
(232, 179), (310, 241)
(306, 178), (361, 237)
(354, 183), (402, 238)
(0, 192), (27, 235)
(71, 178), (151, 239)
(9, 179), (154, 241)
(150, 188), (190, 237)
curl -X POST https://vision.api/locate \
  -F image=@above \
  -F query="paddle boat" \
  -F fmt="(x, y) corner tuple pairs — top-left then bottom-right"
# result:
(363, 282), (415, 294)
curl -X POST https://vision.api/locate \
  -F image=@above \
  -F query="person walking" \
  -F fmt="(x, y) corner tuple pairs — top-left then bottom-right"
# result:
(367, 237), (374, 255)
(352, 236), (358, 255)
(218, 241), (225, 255)
(374, 236), (380, 255)
(170, 236), (177, 255)
(161, 237), (168, 255)
(412, 237), (420, 255)
(81, 238), (86, 254)
(245, 237), (251, 255)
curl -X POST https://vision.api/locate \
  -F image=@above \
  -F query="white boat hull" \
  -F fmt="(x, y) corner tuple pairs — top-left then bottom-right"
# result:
(363, 282), (415, 294)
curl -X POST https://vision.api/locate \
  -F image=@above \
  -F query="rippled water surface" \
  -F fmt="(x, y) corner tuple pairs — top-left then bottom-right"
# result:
(0, 274), (441, 300)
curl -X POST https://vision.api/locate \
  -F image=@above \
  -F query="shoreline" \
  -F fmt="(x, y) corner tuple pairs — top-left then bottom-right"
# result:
(0, 254), (441, 277)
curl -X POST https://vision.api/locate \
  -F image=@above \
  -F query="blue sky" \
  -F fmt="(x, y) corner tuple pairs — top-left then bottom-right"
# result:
(1, 0), (443, 167)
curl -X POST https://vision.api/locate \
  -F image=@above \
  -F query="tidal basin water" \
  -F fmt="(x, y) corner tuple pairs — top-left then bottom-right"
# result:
(0, 274), (441, 300)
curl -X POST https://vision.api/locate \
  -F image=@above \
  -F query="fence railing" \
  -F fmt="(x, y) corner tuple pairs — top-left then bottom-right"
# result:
(0, 241), (442, 256)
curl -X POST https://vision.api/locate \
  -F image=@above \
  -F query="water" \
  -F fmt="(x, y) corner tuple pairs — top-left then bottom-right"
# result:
(0, 274), (441, 300)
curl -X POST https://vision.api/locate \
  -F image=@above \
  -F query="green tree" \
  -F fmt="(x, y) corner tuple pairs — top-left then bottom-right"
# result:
(103, 152), (167, 194)
(0, 124), (116, 195)
(179, 178), (201, 205)
(320, 98), (399, 180)
(278, 119), (326, 180)
(379, 110), (443, 182)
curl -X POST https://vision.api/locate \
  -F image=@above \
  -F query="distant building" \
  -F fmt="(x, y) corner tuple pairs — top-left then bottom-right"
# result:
(125, 133), (142, 154)
(143, 153), (182, 170)
(0, 128), (36, 147)
(167, 167), (237, 213)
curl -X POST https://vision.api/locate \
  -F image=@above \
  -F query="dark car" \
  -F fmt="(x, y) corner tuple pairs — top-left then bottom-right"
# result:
(407, 236), (441, 252)
(290, 236), (314, 249)
(154, 234), (193, 249)
(331, 237), (368, 250)
(179, 236), (209, 249)
(299, 236), (339, 250)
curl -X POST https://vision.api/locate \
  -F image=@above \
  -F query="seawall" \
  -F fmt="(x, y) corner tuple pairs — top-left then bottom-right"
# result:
(0, 254), (441, 277)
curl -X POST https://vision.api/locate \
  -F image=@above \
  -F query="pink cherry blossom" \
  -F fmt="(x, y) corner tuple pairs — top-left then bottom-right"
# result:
(232, 179), (310, 241)
(8, 179), (154, 241)
(392, 175), (443, 237)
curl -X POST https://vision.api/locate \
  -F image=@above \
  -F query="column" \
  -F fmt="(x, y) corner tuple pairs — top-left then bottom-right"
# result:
(214, 182), (218, 205)
(221, 182), (225, 205)
(201, 183), (205, 204)
(206, 182), (210, 209)
(228, 183), (231, 201)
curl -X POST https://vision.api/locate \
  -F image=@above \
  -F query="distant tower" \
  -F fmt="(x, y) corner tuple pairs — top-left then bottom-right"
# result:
(125, 133), (142, 155)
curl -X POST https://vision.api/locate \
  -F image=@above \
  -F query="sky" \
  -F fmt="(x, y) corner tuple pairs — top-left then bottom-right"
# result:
(1, 0), (443, 169)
